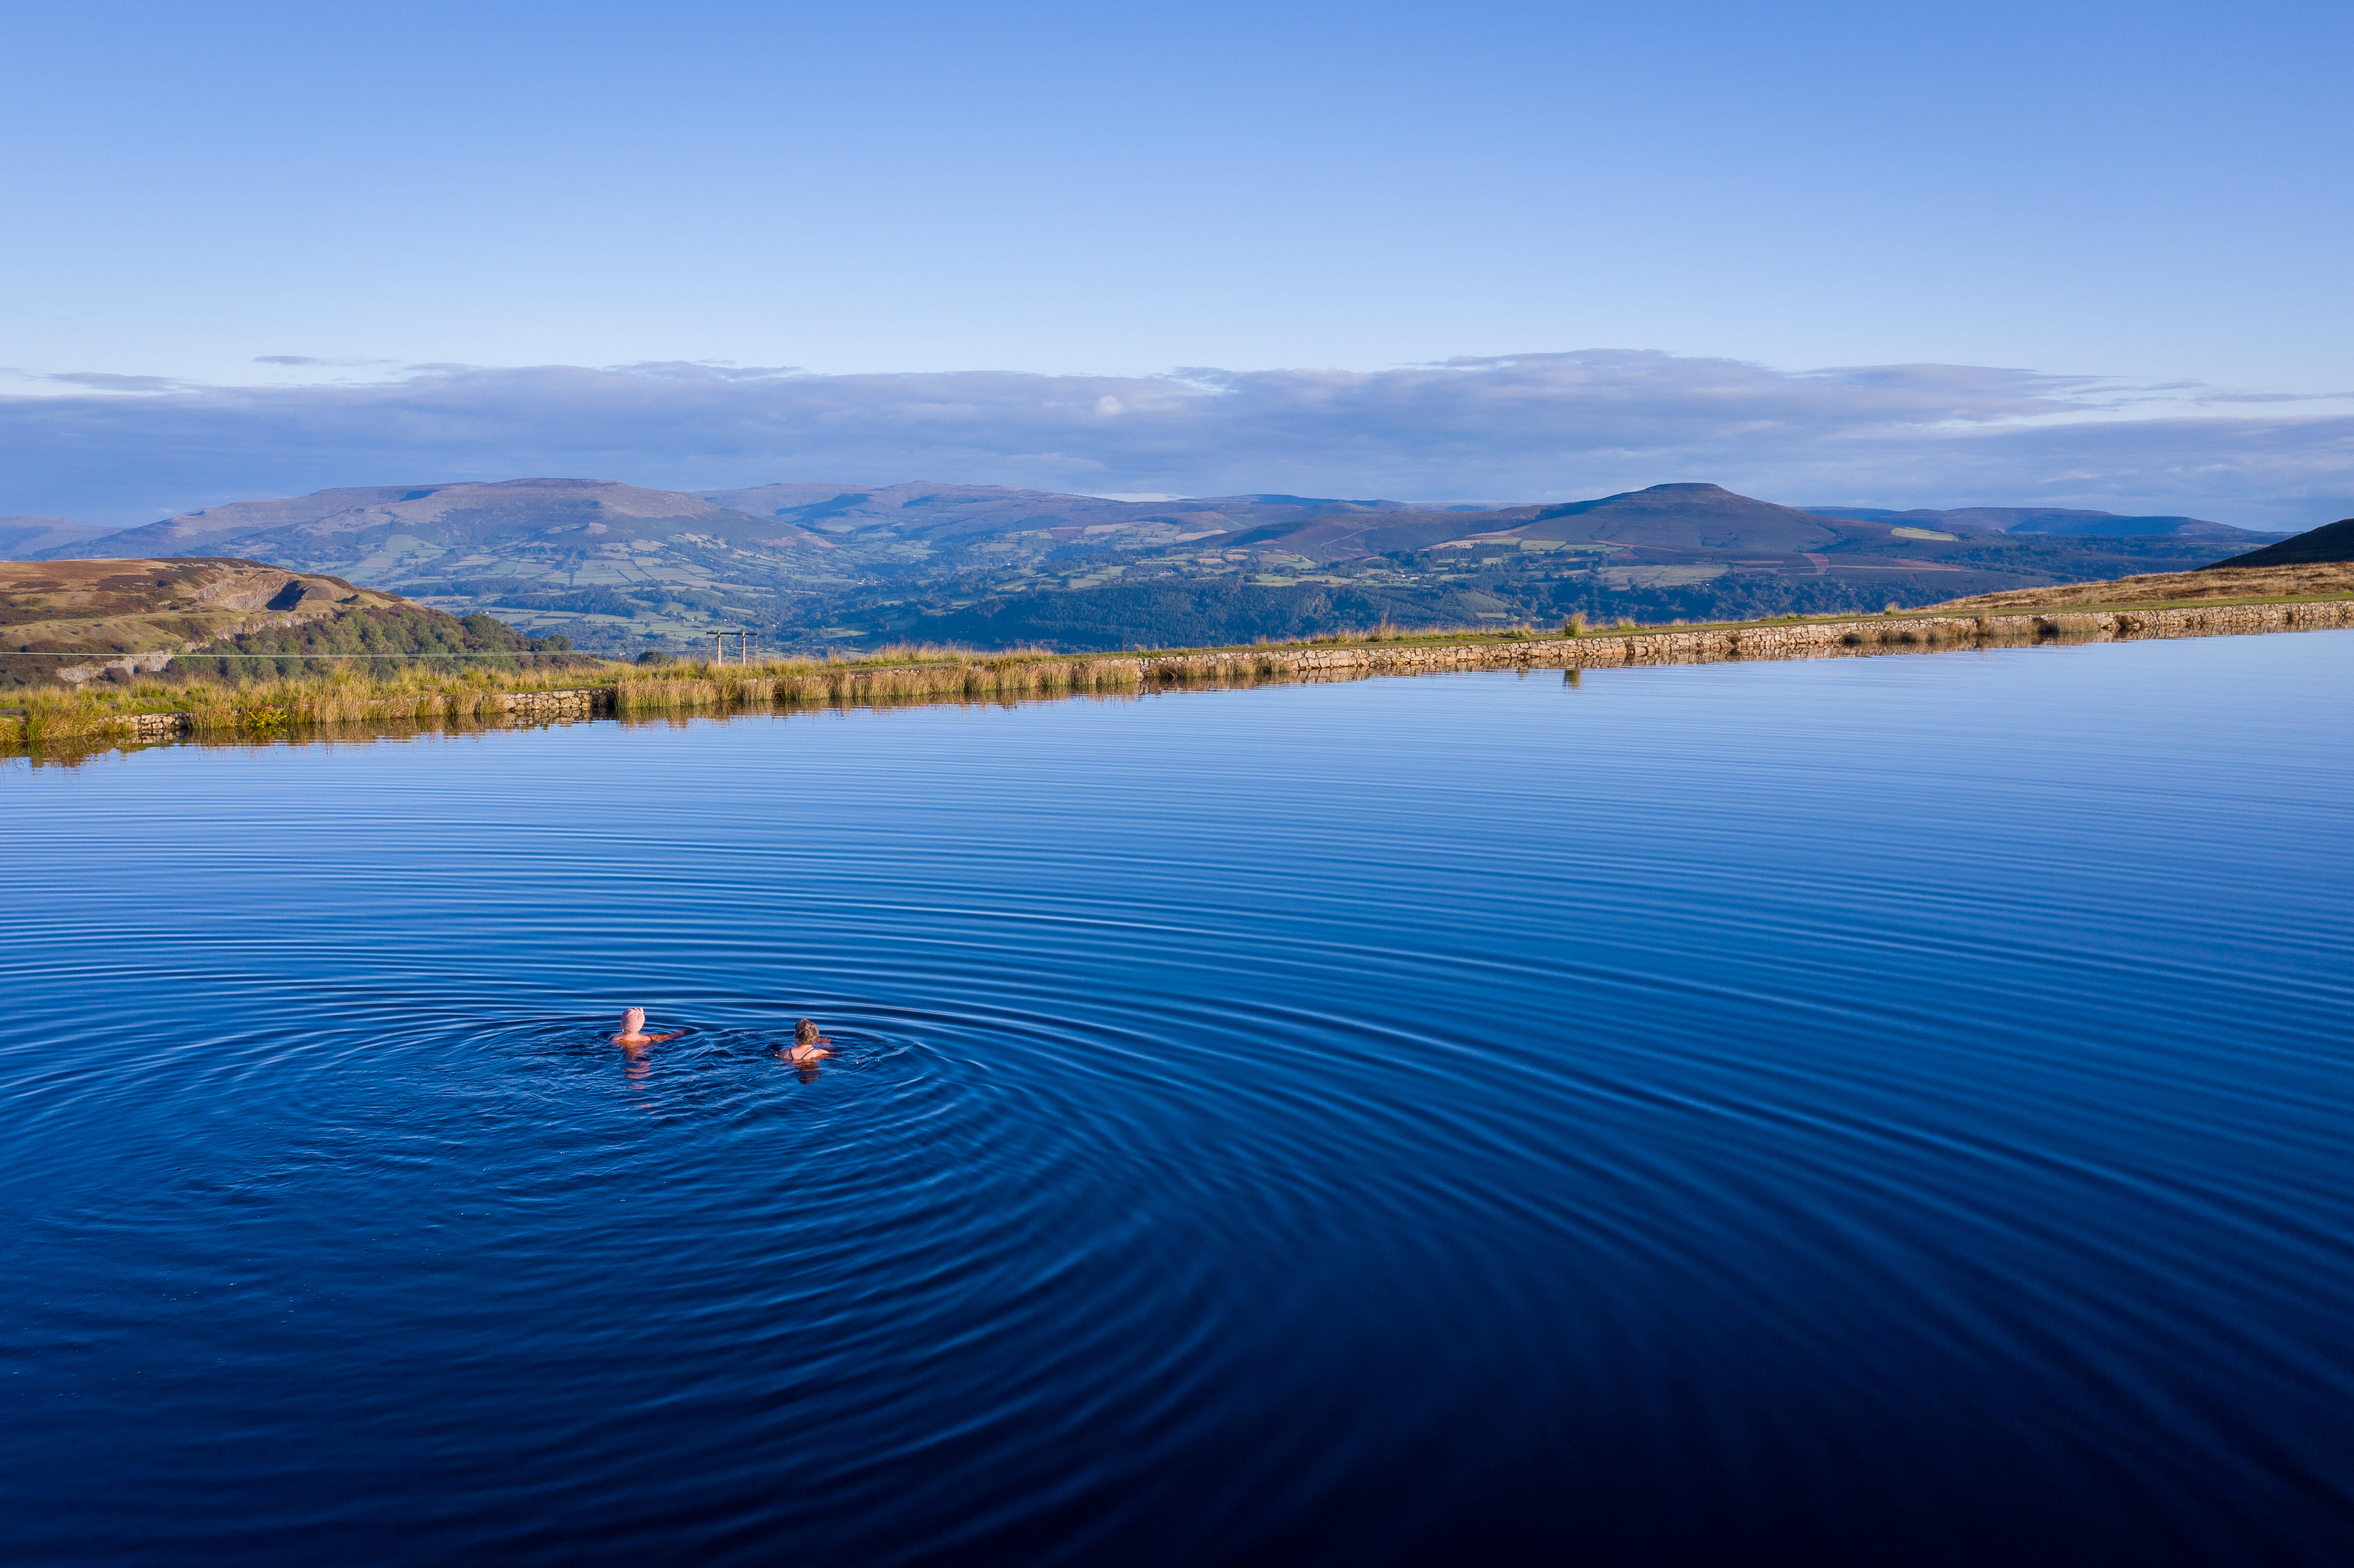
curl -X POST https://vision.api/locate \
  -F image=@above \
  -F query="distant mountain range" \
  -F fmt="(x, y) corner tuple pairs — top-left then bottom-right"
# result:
(1801, 506), (2260, 540)
(693, 481), (1443, 555)
(59, 476), (833, 569)
(910, 485), (2293, 650)
(17, 477), (2301, 653)
(0, 515), (114, 556)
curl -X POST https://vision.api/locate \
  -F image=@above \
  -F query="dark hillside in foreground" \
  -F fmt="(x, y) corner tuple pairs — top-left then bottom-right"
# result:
(2204, 517), (2354, 569)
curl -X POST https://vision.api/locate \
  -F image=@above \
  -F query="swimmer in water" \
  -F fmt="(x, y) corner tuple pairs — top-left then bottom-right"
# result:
(612, 1007), (684, 1048)
(784, 1017), (833, 1065)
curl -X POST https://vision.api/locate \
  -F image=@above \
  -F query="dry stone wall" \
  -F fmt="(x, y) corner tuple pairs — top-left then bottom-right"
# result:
(127, 711), (193, 740)
(1127, 598), (2354, 683)
(497, 688), (611, 721)
(81, 599), (2354, 745)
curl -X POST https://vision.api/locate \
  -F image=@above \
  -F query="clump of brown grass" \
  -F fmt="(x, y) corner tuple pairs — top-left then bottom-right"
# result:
(6, 658), (620, 749)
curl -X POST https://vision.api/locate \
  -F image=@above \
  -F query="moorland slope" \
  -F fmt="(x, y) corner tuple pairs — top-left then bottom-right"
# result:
(0, 558), (564, 686)
(1924, 514), (2354, 611)
(1929, 561), (2354, 612)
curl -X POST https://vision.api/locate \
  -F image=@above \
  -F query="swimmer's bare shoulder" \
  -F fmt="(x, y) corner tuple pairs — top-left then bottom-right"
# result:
(785, 1016), (834, 1064)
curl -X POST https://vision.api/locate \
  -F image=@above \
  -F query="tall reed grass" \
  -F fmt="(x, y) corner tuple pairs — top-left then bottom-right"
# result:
(3, 647), (1185, 753)
(10, 662), (564, 747)
(609, 652), (1148, 717)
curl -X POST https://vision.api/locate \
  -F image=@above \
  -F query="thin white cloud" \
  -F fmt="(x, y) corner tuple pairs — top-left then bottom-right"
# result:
(40, 371), (190, 393)
(2, 351), (2347, 529)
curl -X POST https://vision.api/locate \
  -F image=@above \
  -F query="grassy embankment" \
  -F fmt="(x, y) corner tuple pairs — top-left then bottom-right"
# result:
(1926, 559), (2354, 612)
(3, 648), (1152, 752)
(9, 561), (2353, 755)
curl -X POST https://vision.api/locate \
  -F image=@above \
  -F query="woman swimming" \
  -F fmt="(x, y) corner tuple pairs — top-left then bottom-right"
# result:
(785, 1017), (833, 1065)
(612, 1007), (685, 1047)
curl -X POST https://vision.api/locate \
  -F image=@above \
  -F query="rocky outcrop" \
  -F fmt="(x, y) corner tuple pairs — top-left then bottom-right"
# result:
(54, 650), (182, 684)
(4, 558), (408, 682)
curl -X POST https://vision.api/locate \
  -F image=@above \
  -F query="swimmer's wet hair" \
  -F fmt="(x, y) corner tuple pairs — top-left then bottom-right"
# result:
(795, 1018), (819, 1043)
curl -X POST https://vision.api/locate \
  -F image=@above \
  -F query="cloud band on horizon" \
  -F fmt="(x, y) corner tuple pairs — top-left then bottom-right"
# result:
(4, 351), (2349, 529)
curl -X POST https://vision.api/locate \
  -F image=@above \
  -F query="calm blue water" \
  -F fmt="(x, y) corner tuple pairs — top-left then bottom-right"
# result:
(6, 634), (2352, 1566)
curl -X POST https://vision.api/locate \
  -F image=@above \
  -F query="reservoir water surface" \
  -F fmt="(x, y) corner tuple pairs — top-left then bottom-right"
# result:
(6, 633), (2352, 1565)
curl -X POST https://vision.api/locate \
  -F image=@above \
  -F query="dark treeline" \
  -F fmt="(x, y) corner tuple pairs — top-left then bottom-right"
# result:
(1895, 536), (2236, 576)
(431, 579), (768, 620)
(919, 575), (1949, 651)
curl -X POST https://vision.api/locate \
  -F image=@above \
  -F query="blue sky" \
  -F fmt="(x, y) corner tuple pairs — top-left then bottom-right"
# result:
(6, 0), (2351, 527)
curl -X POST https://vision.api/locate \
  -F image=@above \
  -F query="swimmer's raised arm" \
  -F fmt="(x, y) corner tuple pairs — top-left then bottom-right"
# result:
(613, 1007), (687, 1046)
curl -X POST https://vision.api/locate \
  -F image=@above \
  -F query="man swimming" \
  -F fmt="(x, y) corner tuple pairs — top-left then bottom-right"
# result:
(612, 1007), (685, 1047)
(785, 1017), (833, 1065)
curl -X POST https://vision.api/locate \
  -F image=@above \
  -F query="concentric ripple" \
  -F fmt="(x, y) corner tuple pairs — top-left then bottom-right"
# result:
(6, 632), (2354, 1566)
